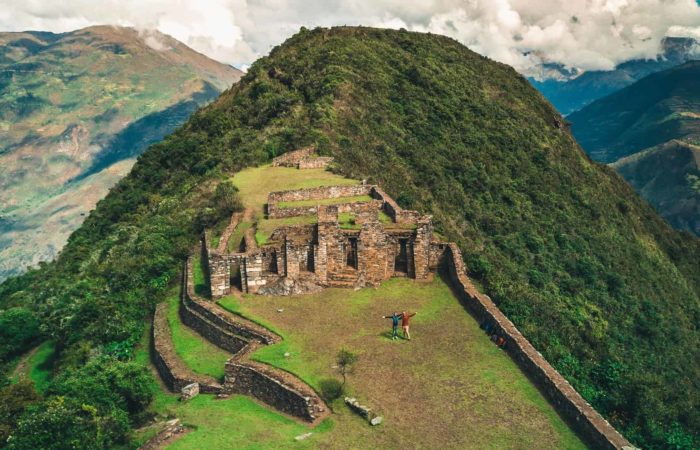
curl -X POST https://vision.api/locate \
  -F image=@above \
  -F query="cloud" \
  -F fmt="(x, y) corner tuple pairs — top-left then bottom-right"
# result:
(1, 0), (699, 76)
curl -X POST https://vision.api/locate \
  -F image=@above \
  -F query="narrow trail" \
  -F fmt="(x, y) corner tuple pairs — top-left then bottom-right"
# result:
(10, 344), (40, 380)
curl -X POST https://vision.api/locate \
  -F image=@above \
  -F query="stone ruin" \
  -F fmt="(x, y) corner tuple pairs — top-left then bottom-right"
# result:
(205, 182), (449, 297)
(271, 147), (334, 169)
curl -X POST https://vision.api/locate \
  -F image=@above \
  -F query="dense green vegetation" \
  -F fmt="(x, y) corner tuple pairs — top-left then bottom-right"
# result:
(0, 26), (698, 448)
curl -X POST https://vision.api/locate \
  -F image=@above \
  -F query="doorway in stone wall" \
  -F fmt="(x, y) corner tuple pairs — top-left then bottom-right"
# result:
(394, 238), (409, 274)
(304, 246), (315, 272)
(345, 238), (358, 269)
(230, 260), (243, 291)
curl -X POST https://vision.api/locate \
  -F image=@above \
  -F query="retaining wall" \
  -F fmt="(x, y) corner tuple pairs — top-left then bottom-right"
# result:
(225, 358), (322, 422)
(369, 186), (422, 223)
(298, 156), (334, 169)
(184, 258), (278, 345)
(268, 184), (371, 204)
(443, 243), (633, 450)
(151, 303), (223, 394)
(272, 147), (316, 167)
(268, 199), (383, 219)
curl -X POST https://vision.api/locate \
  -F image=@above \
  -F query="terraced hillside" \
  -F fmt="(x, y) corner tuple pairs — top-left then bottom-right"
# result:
(0, 25), (242, 281)
(138, 164), (586, 449)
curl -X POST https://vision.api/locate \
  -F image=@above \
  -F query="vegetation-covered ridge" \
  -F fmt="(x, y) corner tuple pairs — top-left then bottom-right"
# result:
(0, 26), (698, 449)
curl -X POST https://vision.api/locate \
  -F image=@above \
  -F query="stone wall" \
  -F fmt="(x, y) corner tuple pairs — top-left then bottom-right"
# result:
(357, 221), (392, 285)
(429, 242), (448, 271)
(298, 156), (334, 169)
(411, 219), (433, 280)
(180, 290), (249, 355)
(442, 244), (632, 450)
(268, 204), (318, 219)
(151, 303), (223, 394)
(225, 356), (325, 423)
(272, 147), (316, 167)
(184, 258), (278, 345)
(268, 199), (382, 220)
(369, 186), (422, 223)
(268, 184), (371, 204)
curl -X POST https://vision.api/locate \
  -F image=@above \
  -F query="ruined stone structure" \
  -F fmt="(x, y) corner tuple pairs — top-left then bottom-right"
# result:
(205, 183), (443, 297)
(172, 157), (635, 447)
(152, 257), (328, 424)
(271, 147), (334, 169)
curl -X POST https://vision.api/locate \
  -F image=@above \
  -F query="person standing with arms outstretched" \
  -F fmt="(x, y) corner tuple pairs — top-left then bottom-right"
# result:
(382, 312), (401, 340)
(400, 311), (416, 340)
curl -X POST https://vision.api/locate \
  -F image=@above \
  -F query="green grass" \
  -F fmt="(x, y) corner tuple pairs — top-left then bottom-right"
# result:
(214, 276), (585, 449)
(192, 256), (208, 296)
(22, 341), (56, 394)
(231, 165), (359, 218)
(255, 216), (317, 245)
(165, 293), (230, 380)
(277, 194), (372, 208)
(228, 221), (253, 252)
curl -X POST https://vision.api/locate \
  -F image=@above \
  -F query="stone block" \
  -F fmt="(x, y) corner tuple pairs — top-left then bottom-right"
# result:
(180, 383), (199, 401)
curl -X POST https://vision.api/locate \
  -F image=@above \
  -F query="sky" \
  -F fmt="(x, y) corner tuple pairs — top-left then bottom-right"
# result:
(1, 0), (700, 76)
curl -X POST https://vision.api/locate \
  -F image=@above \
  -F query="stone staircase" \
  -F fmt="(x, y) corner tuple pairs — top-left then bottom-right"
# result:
(327, 267), (360, 288)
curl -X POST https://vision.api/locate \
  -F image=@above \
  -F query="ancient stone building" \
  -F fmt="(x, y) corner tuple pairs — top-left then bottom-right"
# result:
(205, 183), (448, 297)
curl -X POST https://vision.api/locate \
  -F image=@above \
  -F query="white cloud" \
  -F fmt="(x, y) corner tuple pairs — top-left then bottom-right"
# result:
(1, 0), (699, 75)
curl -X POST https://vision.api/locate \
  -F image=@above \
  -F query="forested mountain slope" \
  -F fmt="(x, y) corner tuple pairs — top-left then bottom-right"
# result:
(570, 61), (700, 236)
(0, 25), (242, 281)
(0, 27), (698, 449)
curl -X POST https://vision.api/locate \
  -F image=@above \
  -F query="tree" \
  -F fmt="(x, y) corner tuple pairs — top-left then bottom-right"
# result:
(336, 349), (358, 387)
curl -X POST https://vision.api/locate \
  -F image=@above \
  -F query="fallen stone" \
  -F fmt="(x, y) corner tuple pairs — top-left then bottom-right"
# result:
(345, 397), (374, 421)
(370, 416), (383, 426)
(284, 352), (291, 358)
(277, 308), (284, 313)
(294, 432), (313, 441)
(180, 383), (199, 401)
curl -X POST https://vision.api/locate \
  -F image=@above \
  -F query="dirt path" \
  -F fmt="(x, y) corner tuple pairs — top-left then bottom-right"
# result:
(10, 344), (40, 380)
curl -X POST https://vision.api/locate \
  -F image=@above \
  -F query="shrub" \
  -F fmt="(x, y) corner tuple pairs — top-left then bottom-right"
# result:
(48, 357), (154, 424)
(0, 380), (40, 444)
(0, 307), (40, 361)
(6, 397), (129, 450)
(336, 349), (359, 386)
(213, 180), (243, 218)
(318, 378), (344, 402)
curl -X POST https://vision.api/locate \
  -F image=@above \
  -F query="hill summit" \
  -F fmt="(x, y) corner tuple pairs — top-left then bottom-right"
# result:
(1, 26), (698, 449)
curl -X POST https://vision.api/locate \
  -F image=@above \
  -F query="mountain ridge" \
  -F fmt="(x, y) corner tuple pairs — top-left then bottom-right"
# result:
(531, 36), (700, 115)
(570, 61), (700, 235)
(1, 26), (698, 449)
(0, 25), (242, 281)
